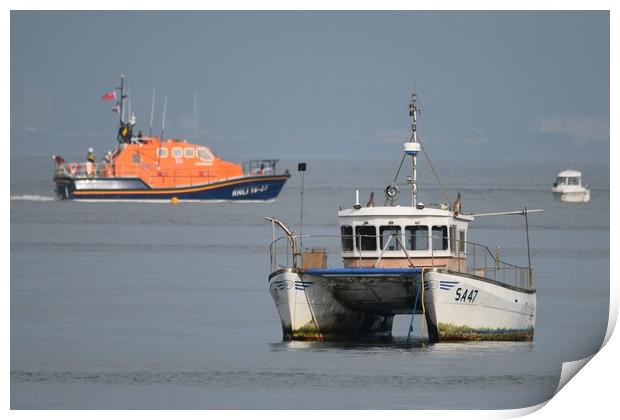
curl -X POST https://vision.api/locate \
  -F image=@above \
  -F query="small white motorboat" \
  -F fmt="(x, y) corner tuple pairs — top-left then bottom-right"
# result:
(551, 169), (591, 203)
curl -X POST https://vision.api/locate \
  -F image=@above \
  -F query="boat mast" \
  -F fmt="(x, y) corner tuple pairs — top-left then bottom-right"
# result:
(405, 92), (422, 207)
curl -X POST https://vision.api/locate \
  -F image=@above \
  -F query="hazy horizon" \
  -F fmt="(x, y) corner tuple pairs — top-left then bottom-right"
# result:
(11, 11), (610, 163)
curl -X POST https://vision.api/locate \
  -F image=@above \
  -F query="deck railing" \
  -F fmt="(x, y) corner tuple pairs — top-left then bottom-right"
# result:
(268, 233), (533, 289)
(242, 159), (279, 176)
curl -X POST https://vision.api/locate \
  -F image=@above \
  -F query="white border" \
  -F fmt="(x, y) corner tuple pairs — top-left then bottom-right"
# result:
(5, 2), (616, 419)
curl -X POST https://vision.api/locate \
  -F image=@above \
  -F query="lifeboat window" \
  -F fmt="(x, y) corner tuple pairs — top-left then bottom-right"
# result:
(432, 226), (448, 251)
(172, 147), (183, 158)
(405, 226), (428, 250)
(380, 226), (401, 251)
(157, 148), (168, 158)
(341, 226), (353, 251)
(184, 148), (195, 158)
(132, 153), (141, 164)
(355, 226), (377, 251)
(197, 147), (214, 161)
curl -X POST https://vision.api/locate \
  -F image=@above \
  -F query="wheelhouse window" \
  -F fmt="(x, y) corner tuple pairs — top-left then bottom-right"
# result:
(568, 177), (580, 185)
(380, 226), (401, 251)
(458, 230), (466, 253)
(157, 148), (168, 158)
(197, 147), (214, 161)
(555, 176), (567, 185)
(405, 226), (428, 250)
(449, 225), (457, 253)
(184, 148), (195, 158)
(355, 225), (377, 251)
(432, 226), (448, 251)
(341, 226), (353, 252)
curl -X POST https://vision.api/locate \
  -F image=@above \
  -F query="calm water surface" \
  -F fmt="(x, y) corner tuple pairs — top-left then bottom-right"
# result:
(10, 156), (609, 409)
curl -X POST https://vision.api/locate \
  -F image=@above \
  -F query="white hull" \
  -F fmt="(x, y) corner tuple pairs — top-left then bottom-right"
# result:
(423, 271), (536, 341)
(268, 270), (393, 340)
(551, 187), (590, 203)
(268, 269), (535, 342)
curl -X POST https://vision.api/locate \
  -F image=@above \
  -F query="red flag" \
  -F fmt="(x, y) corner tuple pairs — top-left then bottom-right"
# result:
(101, 91), (116, 101)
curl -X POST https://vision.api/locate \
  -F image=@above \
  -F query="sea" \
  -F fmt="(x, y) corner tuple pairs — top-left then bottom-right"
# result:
(10, 155), (610, 409)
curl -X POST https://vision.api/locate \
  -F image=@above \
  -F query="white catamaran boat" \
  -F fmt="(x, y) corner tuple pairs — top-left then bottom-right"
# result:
(551, 169), (591, 203)
(266, 92), (541, 342)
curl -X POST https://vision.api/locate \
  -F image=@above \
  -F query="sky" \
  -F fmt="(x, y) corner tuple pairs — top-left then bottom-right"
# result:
(10, 11), (610, 163)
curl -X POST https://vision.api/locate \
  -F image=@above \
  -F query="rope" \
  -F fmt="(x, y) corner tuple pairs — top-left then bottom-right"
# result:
(406, 268), (427, 341)
(384, 131), (414, 206)
(418, 136), (451, 204)
(299, 272), (323, 340)
(420, 268), (426, 321)
(406, 278), (420, 342)
(384, 153), (407, 206)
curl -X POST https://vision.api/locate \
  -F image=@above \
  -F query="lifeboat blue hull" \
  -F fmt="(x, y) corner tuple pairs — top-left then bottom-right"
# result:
(53, 174), (290, 201)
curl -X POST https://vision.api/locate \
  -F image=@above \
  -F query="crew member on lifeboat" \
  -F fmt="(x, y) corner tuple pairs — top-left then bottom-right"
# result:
(118, 122), (132, 144)
(86, 147), (96, 177)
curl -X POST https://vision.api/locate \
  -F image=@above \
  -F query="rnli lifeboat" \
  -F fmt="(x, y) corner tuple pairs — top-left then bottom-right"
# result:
(52, 76), (290, 202)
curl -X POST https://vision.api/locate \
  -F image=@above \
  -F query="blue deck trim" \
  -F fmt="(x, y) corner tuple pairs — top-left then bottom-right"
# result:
(303, 267), (422, 276)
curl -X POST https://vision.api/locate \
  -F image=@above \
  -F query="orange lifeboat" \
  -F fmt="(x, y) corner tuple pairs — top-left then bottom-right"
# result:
(52, 76), (290, 201)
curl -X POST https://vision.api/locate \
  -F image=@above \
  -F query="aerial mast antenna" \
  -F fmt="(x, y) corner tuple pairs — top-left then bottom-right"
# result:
(298, 162), (307, 247)
(160, 94), (168, 141)
(404, 91), (422, 207)
(158, 94), (168, 168)
(118, 74), (125, 125)
(149, 88), (156, 137)
(127, 88), (131, 125)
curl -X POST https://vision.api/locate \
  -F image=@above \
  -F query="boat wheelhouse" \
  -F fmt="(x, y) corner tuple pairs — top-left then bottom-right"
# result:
(266, 91), (539, 342)
(338, 205), (472, 271)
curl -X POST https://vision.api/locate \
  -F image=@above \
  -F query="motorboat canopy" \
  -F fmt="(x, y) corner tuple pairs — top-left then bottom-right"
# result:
(554, 169), (584, 187)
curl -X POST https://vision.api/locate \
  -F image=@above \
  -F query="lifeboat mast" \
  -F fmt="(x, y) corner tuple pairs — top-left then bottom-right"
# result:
(118, 74), (125, 126)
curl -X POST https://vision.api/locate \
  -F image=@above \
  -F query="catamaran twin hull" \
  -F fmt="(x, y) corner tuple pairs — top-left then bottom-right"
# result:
(268, 267), (536, 342)
(54, 174), (290, 201)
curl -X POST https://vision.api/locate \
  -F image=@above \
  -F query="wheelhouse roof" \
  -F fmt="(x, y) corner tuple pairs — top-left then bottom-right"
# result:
(338, 205), (474, 222)
(557, 169), (582, 177)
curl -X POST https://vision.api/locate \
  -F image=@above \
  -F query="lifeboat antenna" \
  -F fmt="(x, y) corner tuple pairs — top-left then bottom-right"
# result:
(158, 94), (168, 168)
(149, 88), (156, 137)
(160, 94), (168, 142)
(118, 74), (125, 125)
(127, 88), (131, 126)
